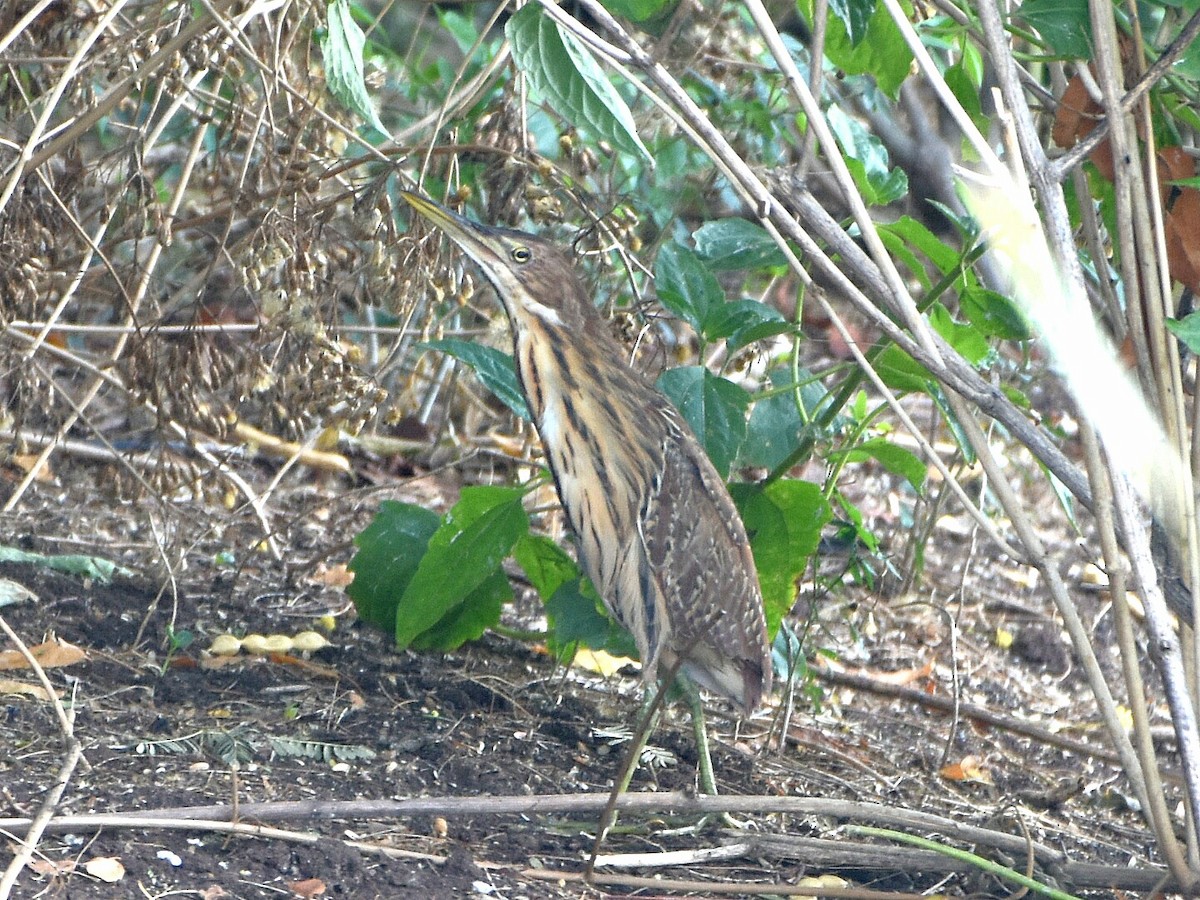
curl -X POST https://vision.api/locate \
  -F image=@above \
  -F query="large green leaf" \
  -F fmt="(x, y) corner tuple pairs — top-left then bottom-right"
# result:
(513, 533), (581, 600)
(321, 0), (388, 134)
(655, 242), (724, 332)
(410, 570), (510, 651)
(656, 367), (750, 477)
(422, 338), (529, 420)
(347, 502), (441, 630)
(1167, 311), (1200, 353)
(600, 0), (671, 22)
(731, 480), (831, 637)
(928, 303), (990, 366)
(701, 299), (790, 351)
(835, 436), (927, 493)
(394, 486), (529, 649)
(797, 0), (913, 96)
(545, 578), (634, 661)
(506, 6), (651, 161)
(827, 104), (908, 205)
(1016, 0), (1093, 58)
(828, 0), (876, 46)
(960, 286), (1033, 341)
(693, 219), (789, 271)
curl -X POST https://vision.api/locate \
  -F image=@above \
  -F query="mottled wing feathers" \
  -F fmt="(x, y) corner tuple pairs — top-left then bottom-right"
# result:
(637, 403), (771, 712)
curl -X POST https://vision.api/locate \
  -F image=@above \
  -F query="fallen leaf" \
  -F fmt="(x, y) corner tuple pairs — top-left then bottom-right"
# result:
(84, 856), (125, 883)
(940, 755), (993, 784)
(310, 563), (354, 587)
(26, 858), (74, 876)
(0, 678), (61, 700)
(571, 648), (636, 677)
(288, 877), (326, 898)
(0, 637), (87, 671)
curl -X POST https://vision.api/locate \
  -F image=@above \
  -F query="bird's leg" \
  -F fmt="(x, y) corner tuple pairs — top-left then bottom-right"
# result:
(584, 663), (681, 883)
(679, 673), (718, 796)
(677, 673), (749, 832)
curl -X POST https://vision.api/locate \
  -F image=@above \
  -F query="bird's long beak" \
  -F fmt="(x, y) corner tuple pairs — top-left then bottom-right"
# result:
(400, 191), (506, 273)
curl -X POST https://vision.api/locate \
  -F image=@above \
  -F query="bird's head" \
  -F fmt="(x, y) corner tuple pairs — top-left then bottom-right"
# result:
(402, 191), (591, 330)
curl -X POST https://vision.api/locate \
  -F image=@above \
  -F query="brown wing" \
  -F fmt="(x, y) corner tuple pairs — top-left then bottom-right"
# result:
(637, 405), (771, 712)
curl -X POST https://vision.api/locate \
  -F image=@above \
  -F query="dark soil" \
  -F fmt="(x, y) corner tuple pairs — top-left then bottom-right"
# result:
(0, 463), (1176, 898)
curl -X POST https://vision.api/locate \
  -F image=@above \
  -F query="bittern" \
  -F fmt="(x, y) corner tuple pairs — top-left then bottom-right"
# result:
(402, 191), (771, 795)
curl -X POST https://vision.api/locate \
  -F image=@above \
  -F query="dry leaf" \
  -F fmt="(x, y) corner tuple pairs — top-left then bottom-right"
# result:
(8, 453), (54, 481)
(571, 648), (636, 677)
(84, 856), (125, 883)
(27, 858), (74, 876)
(0, 637), (87, 671)
(288, 878), (327, 898)
(0, 677), (60, 700)
(940, 755), (993, 784)
(310, 563), (354, 587)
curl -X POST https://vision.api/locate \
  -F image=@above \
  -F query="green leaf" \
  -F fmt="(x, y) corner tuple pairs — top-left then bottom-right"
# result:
(394, 486), (529, 649)
(741, 371), (837, 469)
(545, 577), (633, 661)
(960, 286), (1033, 340)
(600, 0), (672, 21)
(656, 367), (750, 477)
(1166, 312), (1200, 353)
(797, 0), (913, 96)
(422, 338), (530, 420)
(320, 0), (388, 135)
(836, 436), (927, 493)
(513, 533), (581, 600)
(878, 216), (961, 275)
(731, 480), (831, 637)
(506, 6), (651, 161)
(827, 104), (908, 205)
(701, 299), (789, 350)
(347, 501), (442, 630)
(928, 303), (990, 366)
(655, 243), (724, 332)
(410, 570), (510, 650)
(435, 8), (481, 54)
(828, 0), (876, 46)
(875, 344), (933, 393)
(693, 219), (789, 271)
(742, 388), (804, 470)
(0, 546), (135, 584)
(1016, 0), (1093, 58)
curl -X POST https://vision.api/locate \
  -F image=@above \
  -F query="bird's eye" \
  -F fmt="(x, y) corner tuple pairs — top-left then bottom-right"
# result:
(511, 246), (531, 263)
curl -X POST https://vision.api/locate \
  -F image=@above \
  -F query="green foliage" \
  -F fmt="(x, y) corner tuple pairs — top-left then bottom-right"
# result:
(422, 339), (530, 420)
(827, 105), (908, 205)
(731, 480), (831, 637)
(834, 436), (927, 494)
(349, 488), (527, 650)
(655, 242), (724, 332)
(320, 0), (387, 134)
(348, 501), (441, 630)
(693, 219), (789, 271)
(1015, 0), (1093, 58)
(657, 367), (750, 478)
(1166, 312), (1200, 353)
(506, 5), (651, 160)
(797, 0), (914, 96)
(655, 240), (790, 350)
(600, 0), (672, 22)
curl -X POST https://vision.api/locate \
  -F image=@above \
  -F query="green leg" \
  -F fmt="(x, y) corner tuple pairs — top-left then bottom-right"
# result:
(679, 672), (718, 796)
(585, 683), (667, 882)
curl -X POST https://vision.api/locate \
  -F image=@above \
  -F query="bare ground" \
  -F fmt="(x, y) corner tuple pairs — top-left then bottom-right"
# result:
(0, 458), (1178, 898)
